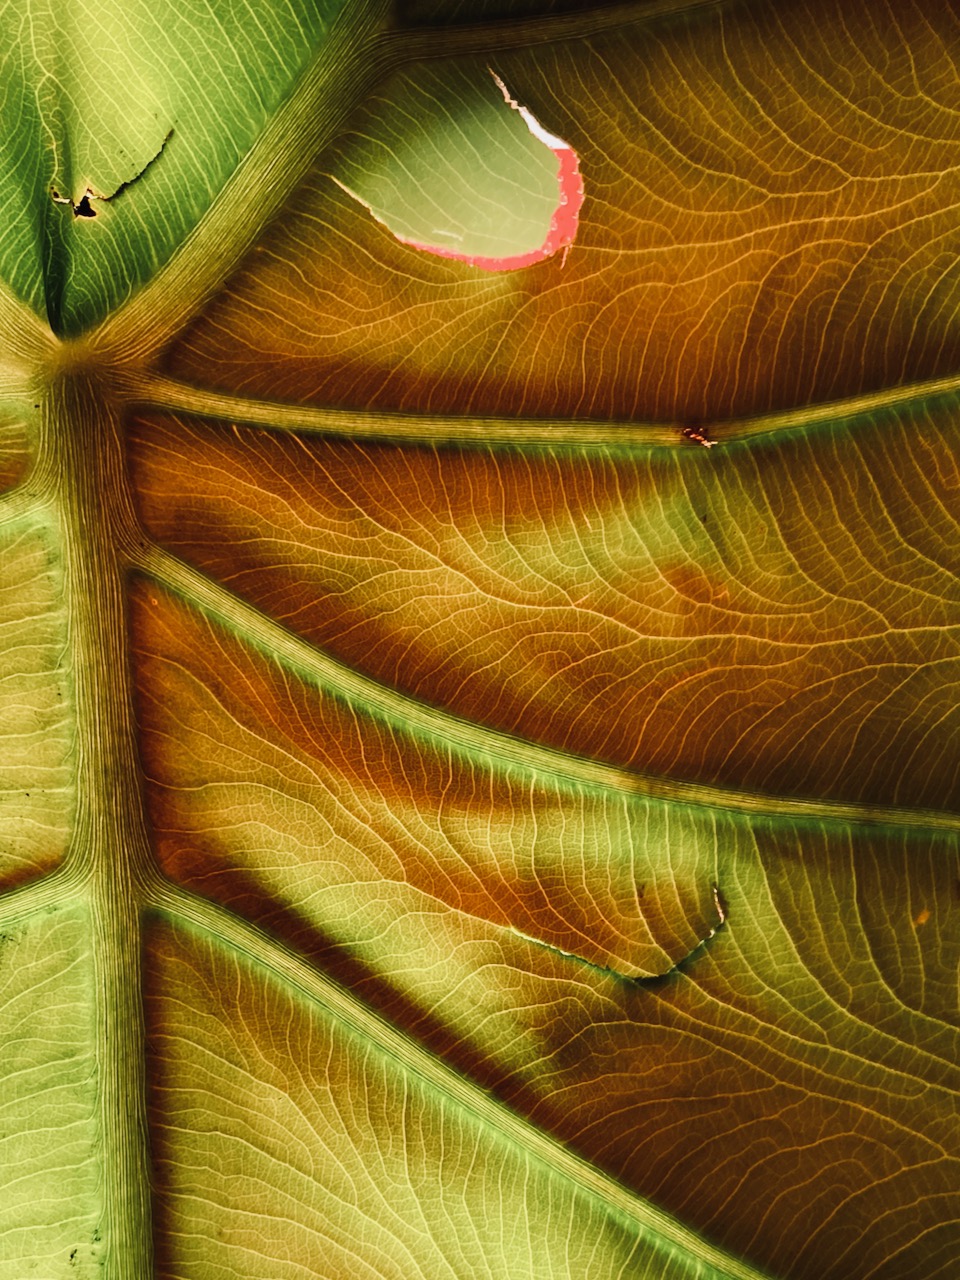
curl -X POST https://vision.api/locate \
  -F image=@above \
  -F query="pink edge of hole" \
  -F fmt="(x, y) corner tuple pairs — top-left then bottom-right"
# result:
(402, 143), (584, 272)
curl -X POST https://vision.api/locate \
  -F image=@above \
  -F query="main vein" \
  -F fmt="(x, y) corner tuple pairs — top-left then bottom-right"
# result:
(47, 371), (156, 1280)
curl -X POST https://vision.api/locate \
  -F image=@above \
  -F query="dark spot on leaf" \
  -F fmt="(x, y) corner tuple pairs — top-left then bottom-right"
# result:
(50, 188), (98, 219)
(681, 424), (715, 448)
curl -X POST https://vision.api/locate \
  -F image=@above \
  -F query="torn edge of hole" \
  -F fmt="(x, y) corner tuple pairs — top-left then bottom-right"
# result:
(508, 885), (728, 984)
(381, 71), (583, 272)
(489, 70), (568, 152)
(49, 128), (174, 218)
(485, 70), (583, 269)
(51, 188), (99, 219)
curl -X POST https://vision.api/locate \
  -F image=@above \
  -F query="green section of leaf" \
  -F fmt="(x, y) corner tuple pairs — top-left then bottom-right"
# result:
(328, 61), (561, 261)
(0, 0), (345, 333)
(130, 569), (960, 1275)
(0, 907), (98, 1277)
(149, 716), (960, 1277)
(0, 517), (72, 887)
(147, 913), (750, 1280)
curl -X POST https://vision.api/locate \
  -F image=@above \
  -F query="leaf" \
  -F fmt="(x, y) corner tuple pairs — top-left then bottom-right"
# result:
(0, 910), (99, 1273)
(0, 0), (349, 332)
(0, 0), (958, 1277)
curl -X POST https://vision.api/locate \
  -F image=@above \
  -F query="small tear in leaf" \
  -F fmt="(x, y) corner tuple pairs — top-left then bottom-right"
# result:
(634, 884), (727, 985)
(507, 926), (630, 980)
(509, 884), (727, 983)
(711, 884), (727, 930)
(50, 129), (173, 219)
(51, 188), (99, 219)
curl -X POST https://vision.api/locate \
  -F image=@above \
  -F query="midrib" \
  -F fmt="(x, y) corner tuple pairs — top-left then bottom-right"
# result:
(47, 367), (154, 1279)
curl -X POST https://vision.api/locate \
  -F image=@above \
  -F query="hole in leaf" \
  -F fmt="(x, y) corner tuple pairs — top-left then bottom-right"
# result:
(333, 67), (583, 272)
(398, 72), (583, 271)
(51, 188), (98, 219)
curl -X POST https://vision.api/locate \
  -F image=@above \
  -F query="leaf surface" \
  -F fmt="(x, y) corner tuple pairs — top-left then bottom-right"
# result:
(0, 909), (98, 1274)
(0, 0), (347, 331)
(171, 0), (960, 420)
(0, 0), (958, 1277)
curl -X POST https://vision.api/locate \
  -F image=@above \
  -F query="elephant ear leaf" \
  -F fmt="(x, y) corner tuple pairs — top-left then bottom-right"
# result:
(0, 0), (957, 1278)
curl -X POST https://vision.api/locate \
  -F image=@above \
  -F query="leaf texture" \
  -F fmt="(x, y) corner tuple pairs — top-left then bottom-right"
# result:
(168, 0), (960, 421)
(0, 520), (72, 886)
(0, 909), (99, 1276)
(146, 914), (745, 1280)
(0, 0), (957, 1277)
(129, 407), (960, 812)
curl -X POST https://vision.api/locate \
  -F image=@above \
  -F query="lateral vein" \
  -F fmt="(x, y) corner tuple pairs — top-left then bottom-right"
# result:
(133, 542), (960, 836)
